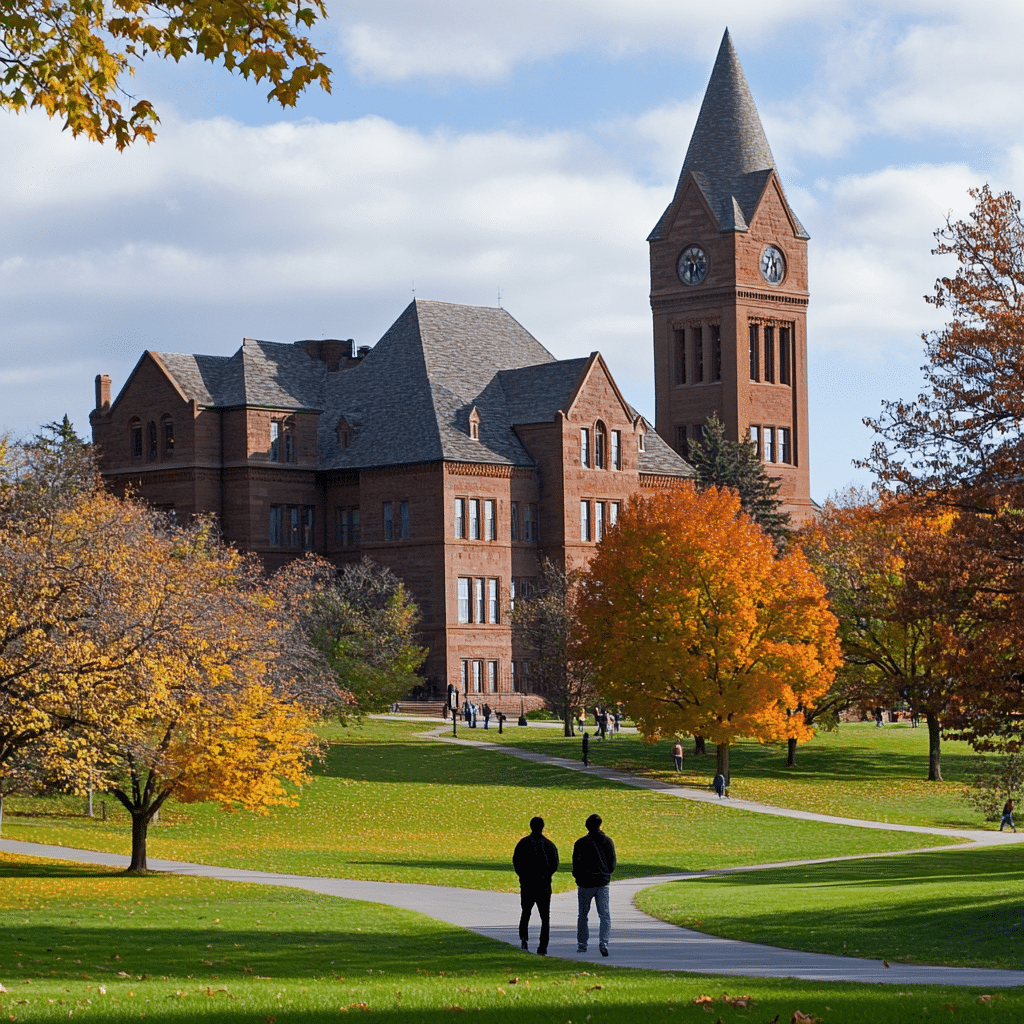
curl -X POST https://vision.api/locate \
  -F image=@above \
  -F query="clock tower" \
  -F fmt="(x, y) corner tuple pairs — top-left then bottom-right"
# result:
(649, 30), (815, 522)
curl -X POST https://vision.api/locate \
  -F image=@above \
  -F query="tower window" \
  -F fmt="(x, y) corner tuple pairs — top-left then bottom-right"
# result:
(674, 328), (686, 385)
(595, 423), (606, 469)
(455, 498), (466, 539)
(484, 498), (496, 540)
(510, 502), (519, 541)
(581, 428), (591, 467)
(711, 325), (721, 381)
(779, 427), (792, 464)
(694, 326), (704, 382)
(780, 326), (792, 385)
(147, 421), (158, 461)
(611, 430), (621, 469)
(130, 419), (143, 461)
(749, 324), (759, 381)
(764, 326), (776, 383)
(764, 426), (776, 463)
(580, 500), (591, 542)
(162, 417), (174, 459)
(676, 425), (689, 460)
(749, 426), (761, 460)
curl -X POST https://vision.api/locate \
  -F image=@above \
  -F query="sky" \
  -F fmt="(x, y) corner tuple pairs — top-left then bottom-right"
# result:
(2, 0), (1022, 502)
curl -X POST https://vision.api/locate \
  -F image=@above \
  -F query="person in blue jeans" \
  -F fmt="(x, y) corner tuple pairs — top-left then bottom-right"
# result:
(572, 813), (616, 956)
(1000, 798), (1017, 832)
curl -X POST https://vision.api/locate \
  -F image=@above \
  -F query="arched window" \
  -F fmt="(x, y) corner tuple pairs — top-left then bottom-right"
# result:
(147, 421), (158, 461)
(594, 421), (607, 469)
(161, 415), (174, 460)
(129, 418), (142, 461)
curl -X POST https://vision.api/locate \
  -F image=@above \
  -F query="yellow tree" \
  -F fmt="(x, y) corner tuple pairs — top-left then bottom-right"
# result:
(2, 0), (332, 148)
(576, 486), (841, 781)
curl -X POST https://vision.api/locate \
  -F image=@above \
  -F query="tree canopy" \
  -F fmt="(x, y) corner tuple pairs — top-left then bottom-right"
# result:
(576, 486), (841, 780)
(2, 0), (332, 148)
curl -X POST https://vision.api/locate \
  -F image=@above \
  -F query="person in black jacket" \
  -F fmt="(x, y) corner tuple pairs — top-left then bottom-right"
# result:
(572, 813), (616, 956)
(512, 816), (560, 955)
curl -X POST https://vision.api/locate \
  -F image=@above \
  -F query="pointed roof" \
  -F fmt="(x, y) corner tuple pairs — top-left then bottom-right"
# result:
(649, 29), (808, 240)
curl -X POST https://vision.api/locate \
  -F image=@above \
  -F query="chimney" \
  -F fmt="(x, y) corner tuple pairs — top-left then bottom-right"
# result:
(357, 345), (371, 358)
(95, 374), (111, 411)
(296, 339), (356, 371)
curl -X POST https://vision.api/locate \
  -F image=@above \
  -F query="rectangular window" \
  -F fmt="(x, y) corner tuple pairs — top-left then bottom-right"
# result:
(383, 501), (394, 541)
(711, 324), (721, 381)
(780, 326), (792, 385)
(302, 507), (315, 550)
(779, 427), (792, 464)
(476, 577), (486, 623)
(674, 328), (686, 385)
(676, 425), (688, 460)
(521, 660), (530, 693)
(473, 660), (483, 694)
(147, 421), (158, 461)
(580, 500), (591, 542)
(458, 578), (471, 623)
(749, 426), (761, 460)
(581, 428), (591, 467)
(484, 499), (496, 540)
(596, 501), (606, 542)
(488, 578), (499, 623)
(270, 420), (280, 461)
(510, 502), (519, 541)
(764, 426), (776, 463)
(595, 429), (605, 470)
(694, 326), (704, 382)
(399, 500), (410, 539)
(764, 326), (776, 383)
(461, 659), (470, 693)
(488, 660), (498, 693)
(469, 499), (480, 540)
(351, 509), (361, 546)
(288, 506), (300, 547)
(285, 431), (295, 463)
(131, 425), (143, 460)
(455, 498), (466, 539)
(269, 506), (282, 547)
(524, 504), (536, 542)
(511, 661), (518, 693)
(749, 324), (759, 381)
(162, 420), (174, 459)
(611, 430), (621, 470)
(610, 502), (620, 528)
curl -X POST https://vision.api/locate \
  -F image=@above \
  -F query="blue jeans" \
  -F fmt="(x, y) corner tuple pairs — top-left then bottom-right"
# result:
(576, 885), (610, 950)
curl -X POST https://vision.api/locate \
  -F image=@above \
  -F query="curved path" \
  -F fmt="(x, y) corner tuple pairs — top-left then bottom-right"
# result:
(3, 720), (1024, 988)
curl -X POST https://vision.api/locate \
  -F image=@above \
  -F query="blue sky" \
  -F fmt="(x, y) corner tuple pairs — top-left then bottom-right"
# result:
(2, 1), (1021, 501)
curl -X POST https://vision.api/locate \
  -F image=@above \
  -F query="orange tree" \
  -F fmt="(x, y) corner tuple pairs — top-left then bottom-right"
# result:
(576, 486), (841, 782)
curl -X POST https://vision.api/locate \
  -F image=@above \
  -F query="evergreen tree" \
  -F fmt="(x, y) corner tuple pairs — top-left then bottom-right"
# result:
(688, 414), (790, 545)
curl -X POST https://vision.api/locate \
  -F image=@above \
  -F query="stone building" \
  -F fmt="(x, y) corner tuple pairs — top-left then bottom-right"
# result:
(91, 300), (692, 699)
(650, 30), (817, 523)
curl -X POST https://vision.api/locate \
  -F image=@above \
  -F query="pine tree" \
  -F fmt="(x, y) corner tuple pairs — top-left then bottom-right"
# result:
(688, 413), (790, 546)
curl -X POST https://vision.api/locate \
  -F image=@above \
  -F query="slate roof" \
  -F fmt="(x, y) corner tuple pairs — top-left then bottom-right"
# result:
(152, 299), (691, 479)
(649, 29), (809, 241)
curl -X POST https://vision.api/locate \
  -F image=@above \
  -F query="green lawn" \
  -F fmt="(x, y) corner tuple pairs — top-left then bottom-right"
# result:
(1, 852), (1019, 1024)
(636, 844), (1024, 971)
(474, 720), (987, 828)
(0, 721), (954, 891)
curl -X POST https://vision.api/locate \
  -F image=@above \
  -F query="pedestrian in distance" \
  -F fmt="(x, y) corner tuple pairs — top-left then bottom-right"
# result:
(482, 702), (492, 729)
(582, 731), (590, 767)
(598, 709), (608, 740)
(572, 813), (616, 956)
(1001, 798), (1018, 832)
(713, 773), (727, 798)
(671, 739), (683, 772)
(512, 816), (559, 955)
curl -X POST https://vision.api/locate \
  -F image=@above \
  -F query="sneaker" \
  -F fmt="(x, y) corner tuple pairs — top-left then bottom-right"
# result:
(600, 947), (609, 957)
(537, 949), (547, 956)
(520, 940), (528, 950)
(577, 945), (587, 953)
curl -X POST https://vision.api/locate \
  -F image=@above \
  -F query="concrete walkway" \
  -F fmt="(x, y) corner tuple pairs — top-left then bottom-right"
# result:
(3, 723), (1023, 987)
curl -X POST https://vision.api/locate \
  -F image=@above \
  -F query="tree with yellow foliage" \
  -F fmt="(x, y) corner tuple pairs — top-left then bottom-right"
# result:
(576, 486), (841, 782)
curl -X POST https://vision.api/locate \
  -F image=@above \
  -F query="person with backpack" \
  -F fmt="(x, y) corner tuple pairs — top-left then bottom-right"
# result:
(512, 817), (560, 955)
(572, 813), (616, 957)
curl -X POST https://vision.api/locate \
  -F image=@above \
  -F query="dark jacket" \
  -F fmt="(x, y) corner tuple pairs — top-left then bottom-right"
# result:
(513, 832), (559, 889)
(572, 829), (616, 887)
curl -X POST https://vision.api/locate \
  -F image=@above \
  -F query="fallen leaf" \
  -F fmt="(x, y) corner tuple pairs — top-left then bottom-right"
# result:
(791, 1012), (823, 1024)
(978, 995), (993, 1003)
(693, 995), (714, 1005)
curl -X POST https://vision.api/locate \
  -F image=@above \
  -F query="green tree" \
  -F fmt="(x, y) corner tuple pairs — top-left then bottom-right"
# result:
(509, 560), (595, 737)
(689, 413), (790, 546)
(2, 0), (332, 148)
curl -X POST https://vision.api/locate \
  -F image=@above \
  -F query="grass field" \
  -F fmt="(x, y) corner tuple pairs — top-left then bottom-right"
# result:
(636, 844), (1024, 971)
(0, 721), (954, 891)
(1, 852), (1020, 1024)
(473, 719), (987, 828)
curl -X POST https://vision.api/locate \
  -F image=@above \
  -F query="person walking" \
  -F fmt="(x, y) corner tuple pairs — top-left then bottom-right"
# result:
(582, 731), (590, 767)
(482, 702), (492, 729)
(512, 816), (559, 955)
(572, 813), (616, 956)
(1001, 798), (1018, 832)
(713, 773), (727, 798)
(671, 739), (683, 772)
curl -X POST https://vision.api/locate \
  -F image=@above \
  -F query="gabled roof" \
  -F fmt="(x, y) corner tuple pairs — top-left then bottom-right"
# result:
(649, 29), (809, 242)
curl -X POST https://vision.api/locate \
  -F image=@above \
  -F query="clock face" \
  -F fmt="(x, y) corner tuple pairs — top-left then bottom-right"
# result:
(677, 245), (708, 286)
(760, 245), (786, 284)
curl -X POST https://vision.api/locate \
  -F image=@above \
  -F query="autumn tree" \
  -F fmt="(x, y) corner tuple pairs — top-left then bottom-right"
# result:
(282, 556), (427, 716)
(689, 413), (790, 546)
(577, 487), (841, 782)
(2, 0), (332, 148)
(510, 560), (595, 737)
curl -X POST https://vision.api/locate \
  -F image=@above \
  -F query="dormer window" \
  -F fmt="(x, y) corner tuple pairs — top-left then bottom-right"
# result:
(595, 422), (607, 469)
(337, 416), (352, 449)
(468, 406), (481, 441)
(637, 423), (646, 452)
(270, 417), (296, 462)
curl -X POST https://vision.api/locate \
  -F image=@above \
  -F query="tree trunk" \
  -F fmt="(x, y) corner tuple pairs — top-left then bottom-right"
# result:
(926, 712), (942, 782)
(0, 793), (4, 837)
(563, 708), (575, 737)
(694, 735), (707, 756)
(716, 742), (730, 784)
(128, 812), (150, 872)
(787, 737), (798, 767)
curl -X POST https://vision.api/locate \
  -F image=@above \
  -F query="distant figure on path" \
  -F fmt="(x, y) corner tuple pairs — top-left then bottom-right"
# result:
(512, 816), (559, 955)
(1001, 799), (1018, 832)
(582, 731), (590, 767)
(713, 773), (727, 798)
(671, 740), (683, 772)
(482, 703), (492, 729)
(572, 813), (616, 956)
